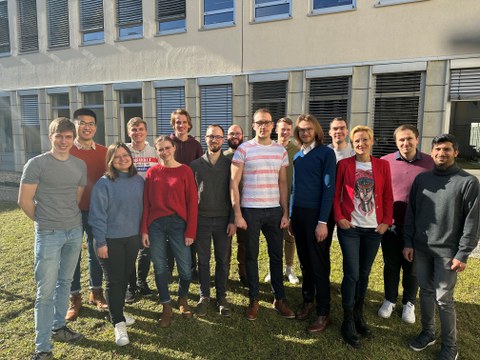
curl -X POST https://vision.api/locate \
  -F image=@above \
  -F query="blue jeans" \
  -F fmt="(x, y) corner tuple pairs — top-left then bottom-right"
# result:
(337, 227), (381, 308)
(71, 211), (104, 293)
(149, 215), (191, 303)
(34, 226), (83, 353)
(242, 207), (285, 300)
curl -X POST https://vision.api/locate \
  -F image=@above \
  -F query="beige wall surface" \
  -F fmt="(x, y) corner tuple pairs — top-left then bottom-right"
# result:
(1, 0), (480, 90)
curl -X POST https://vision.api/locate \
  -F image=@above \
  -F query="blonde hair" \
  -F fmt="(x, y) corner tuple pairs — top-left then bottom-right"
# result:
(350, 125), (373, 141)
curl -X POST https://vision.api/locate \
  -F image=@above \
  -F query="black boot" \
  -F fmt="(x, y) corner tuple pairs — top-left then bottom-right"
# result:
(341, 307), (360, 349)
(354, 300), (372, 337)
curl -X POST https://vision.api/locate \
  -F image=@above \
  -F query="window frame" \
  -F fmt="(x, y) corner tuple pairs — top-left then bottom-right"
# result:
(79, 0), (105, 45)
(311, 0), (356, 16)
(375, 0), (429, 7)
(157, 0), (186, 35)
(203, 0), (235, 29)
(0, 0), (10, 56)
(253, 0), (291, 23)
(116, 0), (143, 40)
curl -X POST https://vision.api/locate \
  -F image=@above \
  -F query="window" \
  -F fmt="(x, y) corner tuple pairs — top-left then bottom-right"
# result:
(200, 84), (232, 149)
(50, 93), (70, 118)
(376, 0), (428, 6)
(0, 96), (13, 153)
(117, 0), (143, 40)
(83, 91), (105, 145)
(254, 0), (291, 22)
(119, 89), (143, 142)
(17, 0), (38, 52)
(372, 72), (423, 157)
(203, 0), (234, 28)
(20, 95), (41, 159)
(450, 68), (480, 101)
(312, 0), (355, 14)
(308, 76), (350, 144)
(0, 1), (10, 55)
(47, 0), (69, 48)
(157, 0), (186, 35)
(80, 0), (104, 44)
(156, 87), (185, 135)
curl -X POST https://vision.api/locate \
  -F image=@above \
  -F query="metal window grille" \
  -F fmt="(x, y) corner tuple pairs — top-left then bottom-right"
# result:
(155, 87), (185, 136)
(47, 0), (69, 48)
(0, 1), (10, 54)
(200, 84), (232, 149)
(17, 0), (38, 52)
(450, 68), (480, 101)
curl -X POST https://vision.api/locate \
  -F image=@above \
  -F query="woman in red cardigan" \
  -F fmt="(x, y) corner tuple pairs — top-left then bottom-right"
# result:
(334, 125), (393, 349)
(141, 135), (198, 328)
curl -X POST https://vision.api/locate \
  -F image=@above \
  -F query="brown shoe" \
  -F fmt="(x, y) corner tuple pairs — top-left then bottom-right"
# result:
(245, 299), (259, 321)
(296, 302), (315, 320)
(178, 297), (192, 319)
(65, 293), (82, 321)
(158, 302), (173, 328)
(88, 288), (108, 311)
(307, 315), (332, 333)
(273, 299), (295, 319)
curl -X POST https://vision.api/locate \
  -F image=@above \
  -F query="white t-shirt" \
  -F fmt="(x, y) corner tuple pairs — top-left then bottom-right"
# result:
(351, 161), (377, 228)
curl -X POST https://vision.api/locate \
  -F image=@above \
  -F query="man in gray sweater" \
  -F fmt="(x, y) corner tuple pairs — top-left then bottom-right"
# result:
(403, 134), (479, 360)
(191, 124), (236, 317)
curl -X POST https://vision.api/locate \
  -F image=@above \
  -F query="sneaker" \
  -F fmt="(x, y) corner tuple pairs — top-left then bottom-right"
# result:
(402, 302), (416, 324)
(124, 313), (135, 326)
(196, 297), (209, 317)
(285, 267), (299, 285)
(264, 272), (271, 283)
(378, 299), (396, 318)
(51, 325), (84, 343)
(32, 352), (53, 360)
(409, 330), (436, 351)
(436, 344), (459, 360)
(125, 287), (136, 304)
(114, 321), (129, 346)
(137, 282), (153, 296)
(217, 297), (232, 317)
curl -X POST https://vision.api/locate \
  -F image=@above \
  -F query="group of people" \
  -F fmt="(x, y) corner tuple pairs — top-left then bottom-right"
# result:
(19, 106), (479, 360)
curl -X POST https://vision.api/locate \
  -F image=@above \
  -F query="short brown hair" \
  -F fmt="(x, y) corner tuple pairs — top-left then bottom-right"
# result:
(170, 109), (193, 132)
(155, 135), (176, 149)
(330, 117), (348, 129)
(393, 124), (419, 140)
(294, 114), (324, 145)
(253, 108), (272, 121)
(104, 142), (137, 180)
(277, 117), (293, 127)
(49, 117), (76, 137)
(350, 125), (373, 141)
(127, 117), (147, 130)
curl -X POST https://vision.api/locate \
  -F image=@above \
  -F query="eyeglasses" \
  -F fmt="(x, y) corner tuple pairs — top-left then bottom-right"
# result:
(79, 121), (96, 128)
(254, 121), (273, 127)
(205, 135), (224, 141)
(298, 127), (314, 133)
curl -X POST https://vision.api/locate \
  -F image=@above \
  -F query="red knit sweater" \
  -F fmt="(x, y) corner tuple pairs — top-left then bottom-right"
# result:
(141, 164), (198, 239)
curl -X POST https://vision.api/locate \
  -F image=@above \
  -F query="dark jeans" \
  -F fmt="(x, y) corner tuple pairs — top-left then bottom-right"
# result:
(71, 211), (104, 293)
(242, 207), (285, 300)
(97, 235), (140, 326)
(381, 225), (418, 305)
(292, 207), (332, 316)
(128, 246), (152, 290)
(337, 227), (381, 308)
(196, 215), (232, 299)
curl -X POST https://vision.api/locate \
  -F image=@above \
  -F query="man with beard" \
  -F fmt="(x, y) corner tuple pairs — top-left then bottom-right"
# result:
(191, 125), (236, 317)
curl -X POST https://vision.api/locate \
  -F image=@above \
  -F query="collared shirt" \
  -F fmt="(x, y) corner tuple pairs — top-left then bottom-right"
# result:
(73, 138), (96, 150)
(394, 150), (423, 163)
(301, 141), (316, 155)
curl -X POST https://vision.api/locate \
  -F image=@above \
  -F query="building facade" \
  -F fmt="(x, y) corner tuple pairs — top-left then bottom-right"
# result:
(1, 0), (480, 171)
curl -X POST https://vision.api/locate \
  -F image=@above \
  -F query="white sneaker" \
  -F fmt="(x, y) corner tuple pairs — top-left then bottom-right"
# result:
(124, 313), (135, 326)
(264, 273), (271, 282)
(402, 302), (416, 324)
(378, 299), (396, 318)
(114, 321), (129, 346)
(285, 267), (299, 284)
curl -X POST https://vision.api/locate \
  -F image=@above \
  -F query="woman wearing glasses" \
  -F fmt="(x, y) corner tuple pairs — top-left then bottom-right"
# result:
(141, 135), (198, 327)
(333, 125), (393, 348)
(89, 143), (144, 346)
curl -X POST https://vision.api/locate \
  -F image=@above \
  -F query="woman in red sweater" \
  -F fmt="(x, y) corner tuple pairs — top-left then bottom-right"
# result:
(333, 125), (393, 349)
(141, 135), (198, 327)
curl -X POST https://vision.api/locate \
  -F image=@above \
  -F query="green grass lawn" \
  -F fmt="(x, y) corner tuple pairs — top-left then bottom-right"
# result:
(1, 201), (479, 360)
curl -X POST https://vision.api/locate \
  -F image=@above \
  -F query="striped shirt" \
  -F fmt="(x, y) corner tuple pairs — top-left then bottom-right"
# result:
(232, 139), (288, 208)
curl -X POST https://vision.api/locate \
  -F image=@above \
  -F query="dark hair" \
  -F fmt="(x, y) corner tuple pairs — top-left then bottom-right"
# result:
(155, 135), (176, 149)
(170, 108), (193, 132)
(49, 117), (76, 137)
(73, 108), (97, 123)
(431, 134), (459, 151)
(206, 124), (224, 135)
(330, 117), (348, 129)
(105, 142), (137, 180)
(294, 114), (324, 145)
(253, 108), (272, 121)
(393, 124), (419, 140)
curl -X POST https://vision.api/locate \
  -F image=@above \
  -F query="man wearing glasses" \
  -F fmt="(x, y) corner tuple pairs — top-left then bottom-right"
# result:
(191, 125), (236, 317)
(66, 108), (108, 321)
(231, 108), (295, 321)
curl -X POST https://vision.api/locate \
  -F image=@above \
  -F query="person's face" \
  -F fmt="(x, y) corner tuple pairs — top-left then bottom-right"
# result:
(205, 127), (224, 153)
(431, 141), (458, 169)
(297, 120), (316, 146)
(352, 131), (373, 157)
(128, 123), (147, 144)
(252, 112), (273, 139)
(329, 120), (348, 145)
(227, 125), (243, 149)
(174, 114), (190, 137)
(50, 131), (75, 155)
(276, 122), (292, 143)
(112, 146), (132, 173)
(156, 140), (176, 162)
(395, 129), (418, 159)
(75, 115), (97, 142)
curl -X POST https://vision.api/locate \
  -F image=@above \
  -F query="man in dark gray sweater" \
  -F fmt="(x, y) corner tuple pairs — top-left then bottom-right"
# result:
(191, 124), (236, 317)
(403, 134), (479, 360)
